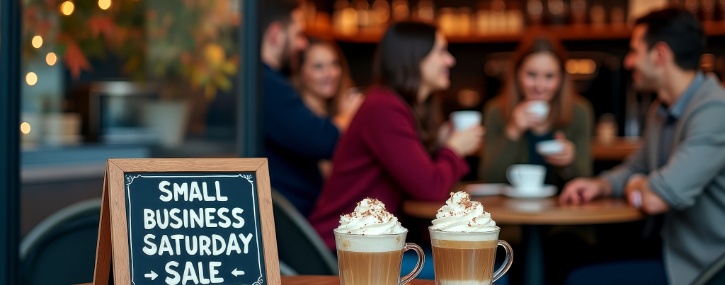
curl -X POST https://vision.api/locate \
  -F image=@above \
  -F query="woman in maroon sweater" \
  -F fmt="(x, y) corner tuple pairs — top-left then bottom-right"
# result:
(308, 22), (484, 249)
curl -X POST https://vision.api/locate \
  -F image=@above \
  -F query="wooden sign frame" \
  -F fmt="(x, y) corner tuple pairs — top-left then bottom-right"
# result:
(93, 158), (280, 285)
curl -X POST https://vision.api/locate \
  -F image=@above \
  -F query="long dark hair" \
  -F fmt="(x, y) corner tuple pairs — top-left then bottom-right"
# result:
(292, 37), (354, 117)
(500, 35), (575, 127)
(373, 22), (440, 150)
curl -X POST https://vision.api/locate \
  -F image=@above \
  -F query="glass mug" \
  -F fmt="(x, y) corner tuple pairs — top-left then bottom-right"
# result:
(429, 227), (513, 285)
(334, 230), (424, 285)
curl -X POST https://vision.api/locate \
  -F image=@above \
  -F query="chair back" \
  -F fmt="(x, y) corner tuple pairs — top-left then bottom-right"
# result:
(20, 199), (102, 285)
(272, 190), (338, 275)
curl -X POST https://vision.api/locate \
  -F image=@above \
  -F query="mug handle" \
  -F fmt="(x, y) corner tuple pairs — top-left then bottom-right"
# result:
(399, 243), (425, 285)
(492, 240), (514, 283)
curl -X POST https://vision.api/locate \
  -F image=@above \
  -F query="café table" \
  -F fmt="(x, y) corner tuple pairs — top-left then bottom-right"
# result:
(79, 275), (436, 285)
(403, 195), (646, 285)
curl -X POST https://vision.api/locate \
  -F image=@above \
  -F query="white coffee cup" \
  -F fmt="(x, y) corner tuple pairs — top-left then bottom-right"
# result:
(535, 140), (564, 155)
(527, 101), (549, 121)
(506, 164), (546, 192)
(450, 111), (482, 131)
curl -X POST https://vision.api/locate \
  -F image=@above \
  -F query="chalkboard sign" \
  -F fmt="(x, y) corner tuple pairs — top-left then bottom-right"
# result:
(93, 159), (280, 285)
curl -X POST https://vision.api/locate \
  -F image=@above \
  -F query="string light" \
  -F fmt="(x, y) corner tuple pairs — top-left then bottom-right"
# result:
(20, 122), (31, 134)
(46, 53), (57, 66)
(60, 1), (75, 16)
(26, 72), (38, 86)
(32, 36), (43, 49)
(98, 0), (111, 10)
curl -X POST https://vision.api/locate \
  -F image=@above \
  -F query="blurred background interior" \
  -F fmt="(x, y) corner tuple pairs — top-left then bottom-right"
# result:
(7, 0), (725, 284)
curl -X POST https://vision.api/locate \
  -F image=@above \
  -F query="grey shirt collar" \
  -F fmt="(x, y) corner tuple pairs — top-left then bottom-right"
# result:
(658, 72), (706, 120)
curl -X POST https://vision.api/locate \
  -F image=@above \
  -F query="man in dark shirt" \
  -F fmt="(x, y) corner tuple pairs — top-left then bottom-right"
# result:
(259, 0), (340, 216)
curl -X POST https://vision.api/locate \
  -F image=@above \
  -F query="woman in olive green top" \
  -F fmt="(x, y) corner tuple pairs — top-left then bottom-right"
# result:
(480, 36), (594, 188)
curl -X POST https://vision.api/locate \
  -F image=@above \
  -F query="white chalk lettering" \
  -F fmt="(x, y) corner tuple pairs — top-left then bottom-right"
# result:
(165, 261), (180, 285)
(170, 208), (182, 229)
(215, 181), (228, 201)
(182, 261), (199, 285)
(217, 208), (230, 228)
(159, 235), (174, 256)
(198, 262), (210, 285)
(226, 233), (241, 255)
(240, 233), (253, 254)
(209, 262), (223, 283)
(189, 182), (203, 202)
(170, 234), (184, 255)
(185, 235), (198, 255)
(231, 208), (244, 228)
(174, 183), (188, 201)
(143, 234), (157, 255)
(204, 208), (217, 228)
(212, 234), (225, 256)
(190, 208), (204, 228)
(202, 182), (215, 202)
(199, 235), (211, 256)
(144, 209), (156, 229)
(156, 209), (169, 229)
(159, 181), (172, 202)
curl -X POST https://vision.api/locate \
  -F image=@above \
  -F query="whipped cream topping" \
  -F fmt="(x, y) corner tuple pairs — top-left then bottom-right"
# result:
(431, 191), (497, 232)
(335, 198), (407, 235)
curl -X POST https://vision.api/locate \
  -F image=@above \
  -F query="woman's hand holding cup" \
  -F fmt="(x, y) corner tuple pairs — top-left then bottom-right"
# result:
(446, 125), (484, 157)
(506, 101), (549, 141)
(542, 131), (575, 167)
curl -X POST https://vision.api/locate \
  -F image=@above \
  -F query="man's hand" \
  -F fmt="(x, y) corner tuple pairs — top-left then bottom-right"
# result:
(559, 178), (612, 205)
(624, 176), (671, 215)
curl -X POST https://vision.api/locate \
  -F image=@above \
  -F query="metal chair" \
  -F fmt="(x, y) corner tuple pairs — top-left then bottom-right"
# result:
(279, 260), (298, 276)
(692, 251), (725, 285)
(20, 198), (102, 285)
(272, 190), (338, 275)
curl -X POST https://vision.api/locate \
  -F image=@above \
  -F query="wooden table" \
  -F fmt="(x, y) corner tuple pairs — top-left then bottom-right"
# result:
(79, 276), (436, 285)
(404, 196), (645, 225)
(404, 195), (645, 285)
(591, 137), (642, 161)
(281, 275), (434, 284)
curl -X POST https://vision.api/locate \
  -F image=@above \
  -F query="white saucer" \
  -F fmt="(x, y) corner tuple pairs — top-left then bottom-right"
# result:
(503, 185), (557, 199)
(465, 183), (506, 196)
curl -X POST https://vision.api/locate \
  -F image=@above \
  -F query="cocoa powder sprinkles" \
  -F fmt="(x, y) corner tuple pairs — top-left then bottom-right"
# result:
(336, 198), (407, 235)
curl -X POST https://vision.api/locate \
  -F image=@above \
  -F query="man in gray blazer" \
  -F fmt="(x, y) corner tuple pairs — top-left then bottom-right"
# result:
(561, 7), (725, 285)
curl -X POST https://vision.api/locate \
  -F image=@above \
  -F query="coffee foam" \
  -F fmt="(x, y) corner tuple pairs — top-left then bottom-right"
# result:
(429, 229), (499, 242)
(334, 232), (406, 252)
(431, 192), (497, 233)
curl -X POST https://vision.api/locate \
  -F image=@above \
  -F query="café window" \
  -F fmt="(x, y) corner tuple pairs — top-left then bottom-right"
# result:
(20, 0), (245, 235)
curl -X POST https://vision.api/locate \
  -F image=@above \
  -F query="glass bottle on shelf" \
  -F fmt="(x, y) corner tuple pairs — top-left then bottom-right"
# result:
(372, 0), (391, 27)
(333, 0), (359, 35)
(459, 7), (473, 36)
(438, 8), (456, 36)
(506, 1), (524, 33)
(352, 0), (371, 30)
(611, 6), (626, 26)
(476, 1), (492, 35)
(490, 0), (506, 33)
(415, 0), (435, 23)
(685, 0), (700, 16)
(547, 0), (567, 25)
(590, 2), (607, 27)
(526, 0), (544, 25)
(302, 1), (317, 28)
(391, 0), (409, 21)
(702, 0), (716, 21)
(571, 0), (587, 25)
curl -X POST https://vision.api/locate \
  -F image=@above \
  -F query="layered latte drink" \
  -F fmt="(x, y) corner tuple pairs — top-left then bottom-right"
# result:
(334, 198), (424, 285)
(429, 192), (513, 285)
